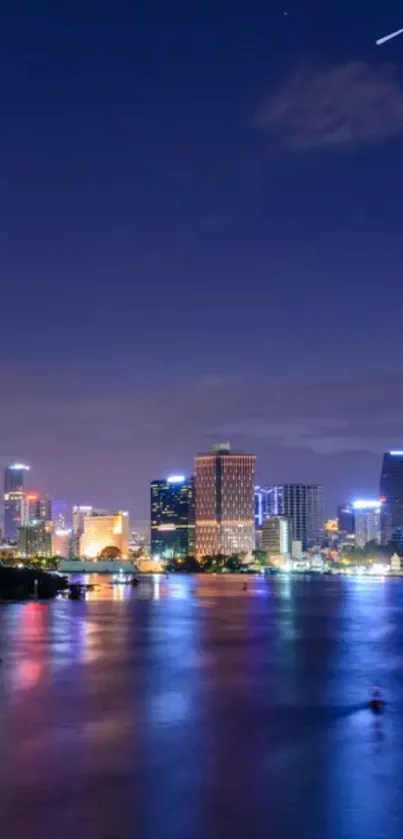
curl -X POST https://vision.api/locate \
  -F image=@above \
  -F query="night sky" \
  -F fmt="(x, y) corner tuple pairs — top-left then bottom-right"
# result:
(2, 1), (403, 530)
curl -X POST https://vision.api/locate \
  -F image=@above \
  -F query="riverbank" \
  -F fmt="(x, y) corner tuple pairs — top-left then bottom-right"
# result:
(0, 566), (67, 600)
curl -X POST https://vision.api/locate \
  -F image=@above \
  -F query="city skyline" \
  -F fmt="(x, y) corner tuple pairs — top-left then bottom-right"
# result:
(0, 447), (399, 536)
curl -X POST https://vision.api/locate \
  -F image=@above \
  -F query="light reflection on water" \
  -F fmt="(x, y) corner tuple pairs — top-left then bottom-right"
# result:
(1, 575), (403, 839)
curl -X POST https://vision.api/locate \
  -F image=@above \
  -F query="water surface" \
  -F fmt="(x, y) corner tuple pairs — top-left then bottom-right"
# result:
(1, 574), (402, 839)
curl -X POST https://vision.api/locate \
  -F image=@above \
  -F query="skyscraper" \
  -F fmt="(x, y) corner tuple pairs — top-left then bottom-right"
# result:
(23, 493), (52, 525)
(195, 443), (255, 558)
(254, 486), (270, 527)
(337, 503), (355, 538)
(150, 475), (195, 559)
(4, 463), (30, 542)
(352, 500), (382, 549)
(267, 484), (324, 549)
(380, 451), (403, 548)
(18, 521), (52, 558)
(71, 505), (93, 554)
(72, 505), (93, 536)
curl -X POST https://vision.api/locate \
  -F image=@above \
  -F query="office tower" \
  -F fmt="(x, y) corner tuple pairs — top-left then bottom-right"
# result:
(72, 505), (93, 536)
(380, 451), (403, 548)
(261, 516), (291, 556)
(352, 500), (382, 548)
(52, 528), (72, 558)
(39, 497), (52, 521)
(23, 493), (40, 524)
(267, 484), (324, 549)
(23, 493), (52, 525)
(18, 521), (52, 558)
(254, 486), (270, 527)
(150, 475), (195, 559)
(71, 505), (93, 554)
(4, 463), (30, 542)
(195, 443), (255, 558)
(337, 503), (355, 538)
(80, 510), (130, 559)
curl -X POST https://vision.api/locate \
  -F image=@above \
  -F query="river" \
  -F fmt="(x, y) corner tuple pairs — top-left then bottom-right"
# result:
(1, 574), (402, 839)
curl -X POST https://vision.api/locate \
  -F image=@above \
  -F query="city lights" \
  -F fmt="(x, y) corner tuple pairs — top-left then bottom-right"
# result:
(352, 500), (382, 510)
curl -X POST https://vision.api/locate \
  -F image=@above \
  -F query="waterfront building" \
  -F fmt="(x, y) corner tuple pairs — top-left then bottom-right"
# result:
(72, 505), (93, 536)
(352, 500), (382, 548)
(71, 505), (93, 555)
(380, 451), (403, 548)
(23, 493), (52, 525)
(261, 516), (291, 555)
(4, 463), (30, 542)
(18, 521), (52, 558)
(254, 486), (270, 527)
(150, 475), (195, 559)
(195, 443), (255, 558)
(337, 503), (355, 539)
(80, 510), (130, 559)
(267, 484), (324, 549)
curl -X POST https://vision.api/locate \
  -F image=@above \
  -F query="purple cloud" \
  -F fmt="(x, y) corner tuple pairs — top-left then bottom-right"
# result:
(260, 61), (403, 149)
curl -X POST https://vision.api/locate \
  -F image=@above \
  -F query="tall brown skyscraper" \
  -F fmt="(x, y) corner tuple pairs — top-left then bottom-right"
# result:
(195, 443), (255, 558)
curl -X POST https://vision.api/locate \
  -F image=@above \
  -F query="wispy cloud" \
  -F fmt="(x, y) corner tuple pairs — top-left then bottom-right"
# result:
(260, 61), (403, 149)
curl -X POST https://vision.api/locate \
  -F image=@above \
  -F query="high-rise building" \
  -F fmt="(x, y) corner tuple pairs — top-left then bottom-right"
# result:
(23, 493), (52, 525)
(261, 516), (291, 556)
(4, 463), (30, 542)
(18, 521), (52, 558)
(150, 475), (195, 559)
(254, 486), (270, 527)
(352, 500), (382, 548)
(267, 484), (324, 549)
(337, 503), (355, 539)
(380, 451), (403, 548)
(80, 510), (130, 559)
(39, 497), (52, 522)
(52, 528), (72, 558)
(71, 505), (93, 554)
(72, 505), (93, 536)
(195, 443), (255, 558)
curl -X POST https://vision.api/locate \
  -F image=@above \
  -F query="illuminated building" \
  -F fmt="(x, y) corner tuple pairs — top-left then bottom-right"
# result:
(254, 486), (270, 527)
(352, 500), (382, 548)
(72, 505), (93, 535)
(71, 505), (93, 555)
(267, 484), (324, 549)
(195, 443), (255, 558)
(337, 503), (355, 539)
(380, 451), (403, 548)
(80, 510), (130, 559)
(52, 528), (72, 558)
(261, 516), (291, 555)
(4, 463), (30, 542)
(23, 493), (52, 525)
(18, 521), (52, 558)
(150, 475), (195, 558)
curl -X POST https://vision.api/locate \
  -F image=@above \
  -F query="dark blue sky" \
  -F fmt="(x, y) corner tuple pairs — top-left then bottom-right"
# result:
(2, 1), (403, 529)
